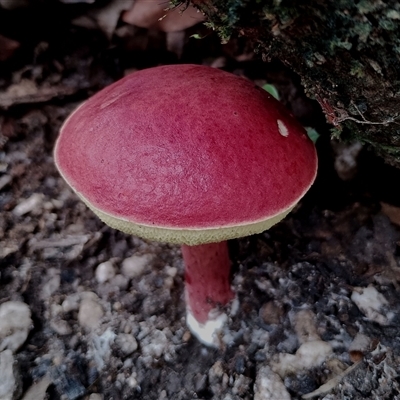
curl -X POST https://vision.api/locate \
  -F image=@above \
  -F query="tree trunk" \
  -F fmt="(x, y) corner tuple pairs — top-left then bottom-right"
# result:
(191, 0), (400, 166)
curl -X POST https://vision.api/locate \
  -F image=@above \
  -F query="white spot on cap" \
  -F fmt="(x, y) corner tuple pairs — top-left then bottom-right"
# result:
(277, 119), (289, 137)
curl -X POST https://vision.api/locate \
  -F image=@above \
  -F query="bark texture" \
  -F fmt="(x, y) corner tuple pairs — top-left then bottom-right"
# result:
(190, 0), (400, 166)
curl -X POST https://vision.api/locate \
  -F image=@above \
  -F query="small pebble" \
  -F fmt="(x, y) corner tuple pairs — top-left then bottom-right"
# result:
(333, 141), (363, 181)
(141, 329), (168, 358)
(12, 193), (44, 216)
(194, 373), (207, 392)
(95, 261), (116, 284)
(349, 333), (371, 362)
(0, 350), (21, 400)
(232, 374), (251, 396)
(41, 269), (61, 299)
(116, 333), (138, 355)
(126, 373), (138, 388)
(351, 285), (393, 325)
(51, 364), (86, 399)
(259, 301), (284, 325)
(21, 375), (51, 400)
(121, 254), (154, 279)
(50, 319), (72, 336)
(254, 365), (290, 400)
(165, 266), (178, 277)
(0, 174), (11, 190)
(293, 309), (320, 344)
(88, 394), (104, 400)
(111, 274), (129, 290)
(0, 301), (32, 352)
(164, 276), (174, 289)
(78, 298), (104, 329)
(209, 360), (225, 384)
(182, 330), (191, 343)
(90, 329), (116, 370)
(62, 293), (80, 313)
(272, 340), (333, 377)
(123, 358), (133, 369)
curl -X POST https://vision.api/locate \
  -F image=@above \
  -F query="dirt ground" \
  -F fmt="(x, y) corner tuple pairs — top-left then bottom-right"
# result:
(1, 2), (400, 400)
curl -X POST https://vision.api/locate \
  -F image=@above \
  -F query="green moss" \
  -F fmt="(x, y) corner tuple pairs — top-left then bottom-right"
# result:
(386, 9), (400, 20)
(352, 21), (372, 43)
(379, 19), (397, 31)
(349, 62), (366, 78)
(330, 39), (353, 51)
(356, 0), (383, 14)
(191, 0), (400, 165)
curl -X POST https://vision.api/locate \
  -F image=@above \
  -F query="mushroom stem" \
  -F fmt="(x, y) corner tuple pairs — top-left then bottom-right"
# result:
(181, 241), (235, 324)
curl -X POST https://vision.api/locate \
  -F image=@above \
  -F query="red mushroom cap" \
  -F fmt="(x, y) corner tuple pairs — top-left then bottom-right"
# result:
(54, 64), (317, 245)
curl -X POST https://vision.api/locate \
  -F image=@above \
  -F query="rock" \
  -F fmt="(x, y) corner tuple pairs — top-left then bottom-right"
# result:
(232, 374), (252, 396)
(0, 175), (11, 191)
(88, 394), (104, 400)
(292, 309), (320, 344)
(41, 269), (61, 299)
(0, 301), (32, 352)
(21, 375), (51, 400)
(259, 301), (284, 325)
(272, 340), (333, 377)
(333, 141), (363, 181)
(165, 266), (178, 277)
(50, 319), (72, 336)
(140, 329), (168, 359)
(78, 298), (104, 330)
(111, 274), (129, 290)
(351, 285), (393, 325)
(62, 293), (80, 313)
(115, 333), (138, 355)
(121, 254), (154, 279)
(348, 333), (371, 362)
(0, 350), (21, 400)
(51, 365), (86, 400)
(12, 193), (44, 216)
(89, 329), (116, 371)
(254, 365), (290, 400)
(209, 360), (225, 389)
(95, 261), (116, 284)
(126, 372), (139, 389)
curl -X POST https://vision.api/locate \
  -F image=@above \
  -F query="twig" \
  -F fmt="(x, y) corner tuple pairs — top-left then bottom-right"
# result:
(302, 360), (362, 399)
(316, 95), (400, 128)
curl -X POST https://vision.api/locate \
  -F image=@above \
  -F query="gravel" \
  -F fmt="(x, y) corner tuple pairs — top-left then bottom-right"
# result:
(1, 4), (400, 398)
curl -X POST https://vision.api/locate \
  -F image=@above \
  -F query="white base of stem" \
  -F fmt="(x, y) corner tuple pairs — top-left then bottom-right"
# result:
(186, 297), (239, 347)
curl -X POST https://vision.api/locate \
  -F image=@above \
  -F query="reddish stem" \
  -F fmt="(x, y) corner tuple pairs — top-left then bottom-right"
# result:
(181, 241), (235, 324)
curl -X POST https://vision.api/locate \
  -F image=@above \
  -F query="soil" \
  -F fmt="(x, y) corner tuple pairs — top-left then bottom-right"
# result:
(1, 2), (400, 400)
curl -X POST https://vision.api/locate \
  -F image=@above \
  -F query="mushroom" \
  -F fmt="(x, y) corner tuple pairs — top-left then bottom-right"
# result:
(54, 64), (317, 346)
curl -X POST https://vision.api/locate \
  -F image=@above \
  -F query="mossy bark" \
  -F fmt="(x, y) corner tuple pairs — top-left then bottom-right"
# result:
(190, 0), (400, 166)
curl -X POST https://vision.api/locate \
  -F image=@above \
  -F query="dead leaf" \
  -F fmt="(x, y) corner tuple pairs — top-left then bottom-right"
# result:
(380, 202), (400, 226)
(0, 34), (20, 61)
(0, 0), (29, 9)
(122, 0), (205, 32)
(72, 0), (134, 38)
(0, 79), (82, 109)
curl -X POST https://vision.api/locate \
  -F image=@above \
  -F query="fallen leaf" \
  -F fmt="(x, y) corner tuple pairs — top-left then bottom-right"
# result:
(72, 0), (134, 38)
(122, 0), (205, 32)
(380, 202), (400, 226)
(0, 34), (20, 61)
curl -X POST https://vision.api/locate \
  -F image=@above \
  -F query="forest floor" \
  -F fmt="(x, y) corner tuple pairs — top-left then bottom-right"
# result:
(1, 2), (400, 400)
